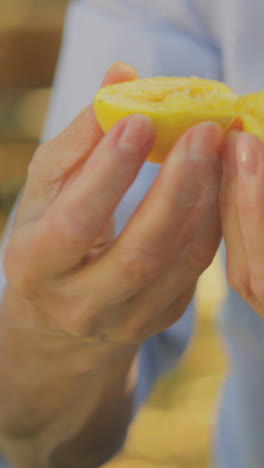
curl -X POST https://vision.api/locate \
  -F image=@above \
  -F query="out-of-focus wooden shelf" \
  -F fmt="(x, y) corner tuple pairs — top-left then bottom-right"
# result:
(0, 3), (66, 87)
(0, 142), (35, 226)
(0, 142), (35, 183)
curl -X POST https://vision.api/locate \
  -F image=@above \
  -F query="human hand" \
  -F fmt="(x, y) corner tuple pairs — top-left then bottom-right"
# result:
(3, 63), (224, 351)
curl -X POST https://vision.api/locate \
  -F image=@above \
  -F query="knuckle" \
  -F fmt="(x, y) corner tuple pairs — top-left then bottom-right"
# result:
(51, 212), (88, 248)
(185, 243), (214, 274)
(119, 248), (161, 286)
(64, 305), (104, 339)
(135, 321), (158, 341)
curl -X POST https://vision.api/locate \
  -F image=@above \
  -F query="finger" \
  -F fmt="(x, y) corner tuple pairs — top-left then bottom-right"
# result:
(78, 122), (223, 309)
(38, 114), (155, 271)
(41, 62), (140, 178)
(220, 131), (248, 289)
(121, 120), (223, 266)
(21, 63), (140, 215)
(235, 133), (264, 296)
(103, 281), (196, 344)
(100, 61), (139, 87)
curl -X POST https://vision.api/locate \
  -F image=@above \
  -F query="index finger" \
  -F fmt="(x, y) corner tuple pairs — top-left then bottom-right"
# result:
(19, 63), (140, 217)
(35, 62), (140, 180)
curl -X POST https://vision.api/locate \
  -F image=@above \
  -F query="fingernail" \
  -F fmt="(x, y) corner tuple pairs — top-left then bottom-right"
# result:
(188, 122), (222, 161)
(237, 133), (258, 177)
(118, 115), (154, 154)
(224, 116), (244, 136)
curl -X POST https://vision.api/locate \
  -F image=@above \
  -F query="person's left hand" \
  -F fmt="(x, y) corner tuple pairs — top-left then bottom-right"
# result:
(220, 129), (264, 316)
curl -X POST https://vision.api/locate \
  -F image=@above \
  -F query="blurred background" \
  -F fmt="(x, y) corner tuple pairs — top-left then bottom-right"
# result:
(0, 0), (67, 228)
(0, 1), (227, 467)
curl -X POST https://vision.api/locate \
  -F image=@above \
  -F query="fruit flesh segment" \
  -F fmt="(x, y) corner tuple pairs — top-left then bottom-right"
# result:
(235, 92), (264, 140)
(94, 77), (264, 164)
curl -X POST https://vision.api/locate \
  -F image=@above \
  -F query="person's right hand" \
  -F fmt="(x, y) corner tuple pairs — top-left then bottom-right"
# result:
(3, 63), (223, 352)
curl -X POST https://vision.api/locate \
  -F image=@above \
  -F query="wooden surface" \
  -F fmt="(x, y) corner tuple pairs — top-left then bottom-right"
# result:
(0, 143), (34, 216)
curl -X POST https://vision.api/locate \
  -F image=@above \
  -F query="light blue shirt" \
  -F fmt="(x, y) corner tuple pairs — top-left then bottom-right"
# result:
(1, 1), (264, 466)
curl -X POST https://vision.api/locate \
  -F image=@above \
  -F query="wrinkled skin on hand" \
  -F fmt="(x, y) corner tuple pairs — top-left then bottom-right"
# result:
(3, 63), (224, 352)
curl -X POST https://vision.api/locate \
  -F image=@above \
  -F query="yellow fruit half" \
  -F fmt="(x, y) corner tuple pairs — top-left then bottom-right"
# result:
(235, 92), (264, 141)
(94, 77), (264, 164)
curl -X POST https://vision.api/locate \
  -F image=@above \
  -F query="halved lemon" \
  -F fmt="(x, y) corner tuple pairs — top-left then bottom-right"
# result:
(94, 77), (264, 164)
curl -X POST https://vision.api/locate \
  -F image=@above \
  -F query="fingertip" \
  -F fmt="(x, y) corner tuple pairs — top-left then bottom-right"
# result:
(103, 115), (155, 161)
(173, 121), (223, 160)
(189, 122), (224, 160)
(194, 121), (223, 140)
(101, 62), (140, 88)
